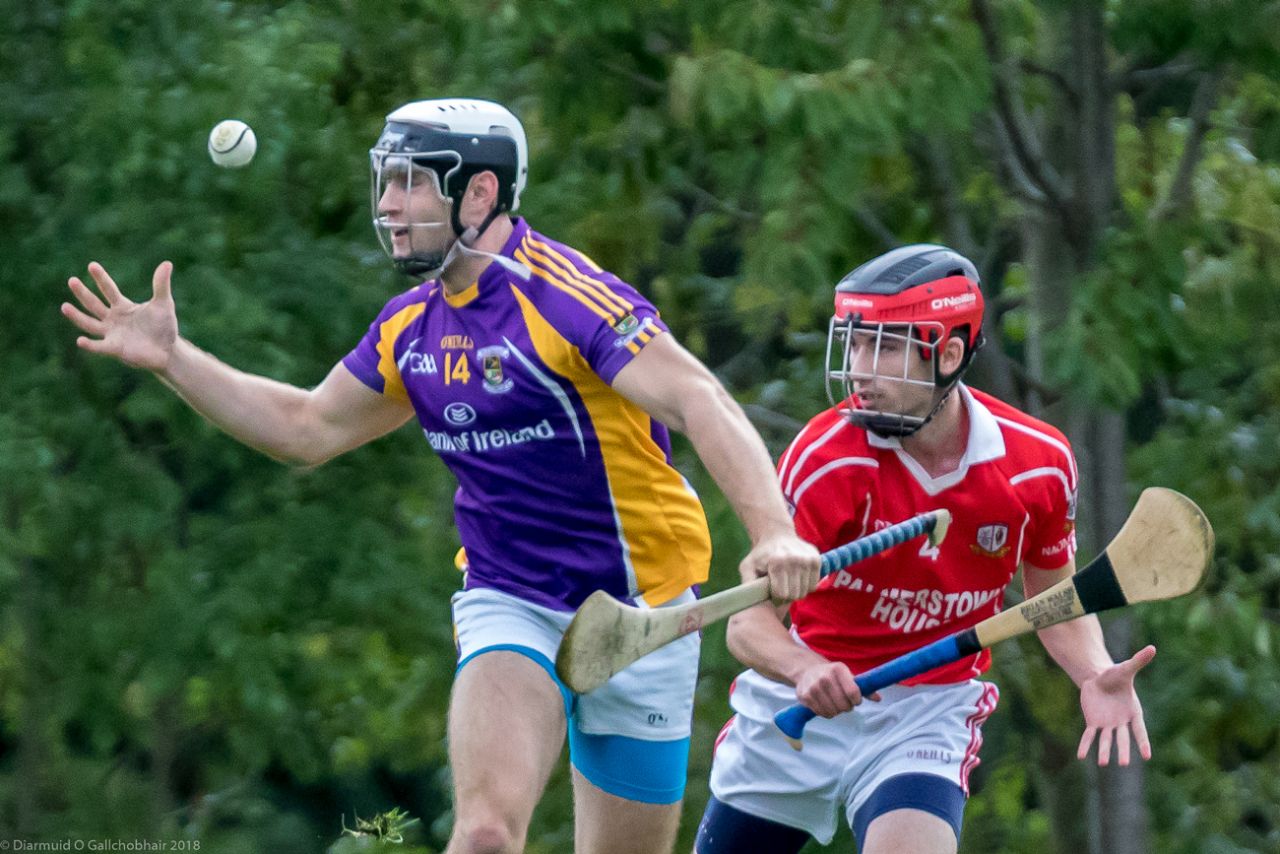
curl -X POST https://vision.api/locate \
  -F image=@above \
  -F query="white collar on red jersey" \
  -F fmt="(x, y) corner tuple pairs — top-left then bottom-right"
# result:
(866, 384), (1006, 494)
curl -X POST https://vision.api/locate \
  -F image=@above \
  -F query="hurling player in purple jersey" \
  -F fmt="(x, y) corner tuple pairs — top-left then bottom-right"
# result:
(61, 98), (821, 854)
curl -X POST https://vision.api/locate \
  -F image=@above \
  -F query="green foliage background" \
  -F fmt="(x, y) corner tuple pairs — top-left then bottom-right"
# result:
(1, 1), (1278, 852)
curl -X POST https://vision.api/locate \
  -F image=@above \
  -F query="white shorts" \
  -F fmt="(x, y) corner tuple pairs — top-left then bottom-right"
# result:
(451, 586), (700, 742)
(709, 668), (999, 844)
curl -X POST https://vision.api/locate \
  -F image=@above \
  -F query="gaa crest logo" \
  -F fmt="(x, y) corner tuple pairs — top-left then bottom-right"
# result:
(971, 523), (1011, 558)
(476, 345), (514, 394)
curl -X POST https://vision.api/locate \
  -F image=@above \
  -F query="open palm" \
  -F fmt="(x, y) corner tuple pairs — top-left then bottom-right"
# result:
(61, 261), (179, 373)
(1077, 644), (1156, 767)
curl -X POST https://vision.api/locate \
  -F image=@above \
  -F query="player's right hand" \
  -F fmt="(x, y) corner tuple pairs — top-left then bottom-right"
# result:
(62, 261), (179, 374)
(740, 531), (821, 604)
(794, 660), (880, 718)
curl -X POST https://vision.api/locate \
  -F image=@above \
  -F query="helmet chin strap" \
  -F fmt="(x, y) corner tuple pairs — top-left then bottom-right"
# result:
(393, 250), (449, 279)
(444, 207), (531, 281)
(393, 206), (529, 282)
(863, 383), (956, 439)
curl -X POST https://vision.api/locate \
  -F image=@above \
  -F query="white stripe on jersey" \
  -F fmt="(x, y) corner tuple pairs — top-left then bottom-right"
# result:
(1009, 465), (1074, 506)
(782, 419), (848, 497)
(791, 457), (879, 506)
(777, 417), (823, 485)
(1013, 512), (1030, 566)
(504, 336), (640, 595)
(504, 336), (586, 457)
(992, 415), (1078, 487)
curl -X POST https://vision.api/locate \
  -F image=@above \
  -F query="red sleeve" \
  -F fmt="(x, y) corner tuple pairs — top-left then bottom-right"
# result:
(1023, 448), (1079, 570)
(776, 426), (871, 554)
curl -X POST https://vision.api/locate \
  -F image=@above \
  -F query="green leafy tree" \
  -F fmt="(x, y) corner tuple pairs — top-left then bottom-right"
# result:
(2, 0), (1279, 851)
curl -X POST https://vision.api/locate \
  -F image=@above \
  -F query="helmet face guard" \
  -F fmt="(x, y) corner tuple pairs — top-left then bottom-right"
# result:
(370, 152), (461, 279)
(826, 318), (951, 436)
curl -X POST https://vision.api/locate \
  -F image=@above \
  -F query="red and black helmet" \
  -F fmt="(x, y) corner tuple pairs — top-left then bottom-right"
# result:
(826, 244), (985, 436)
(834, 243), (984, 361)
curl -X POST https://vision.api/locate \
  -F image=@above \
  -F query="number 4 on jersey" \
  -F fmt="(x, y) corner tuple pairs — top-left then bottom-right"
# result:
(444, 352), (471, 385)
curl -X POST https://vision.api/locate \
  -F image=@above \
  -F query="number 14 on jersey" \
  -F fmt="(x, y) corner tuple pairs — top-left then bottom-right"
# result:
(443, 352), (471, 385)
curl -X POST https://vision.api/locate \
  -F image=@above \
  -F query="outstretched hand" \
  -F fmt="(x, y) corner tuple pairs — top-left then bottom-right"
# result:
(1077, 644), (1156, 766)
(61, 261), (179, 373)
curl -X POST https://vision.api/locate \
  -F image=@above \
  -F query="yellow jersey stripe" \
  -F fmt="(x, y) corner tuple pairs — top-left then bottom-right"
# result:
(518, 240), (624, 320)
(524, 235), (634, 313)
(520, 236), (633, 317)
(509, 283), (711, 605)
(375, 302), (426, 400)
(514, 247), (618, 325)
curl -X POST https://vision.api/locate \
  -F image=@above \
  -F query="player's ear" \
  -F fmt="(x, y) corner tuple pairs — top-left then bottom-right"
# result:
(468, 171), (499, 205)
(940, 335), (967, 374)
(460, 171), (500, 228)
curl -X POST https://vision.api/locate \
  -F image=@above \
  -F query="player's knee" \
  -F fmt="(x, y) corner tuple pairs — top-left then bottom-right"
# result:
(450, 816), (524, 854)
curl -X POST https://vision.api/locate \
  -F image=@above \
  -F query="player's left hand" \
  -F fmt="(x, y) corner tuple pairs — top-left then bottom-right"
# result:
(1076, 644), (1156, 766)
(740, 533), (821, 603)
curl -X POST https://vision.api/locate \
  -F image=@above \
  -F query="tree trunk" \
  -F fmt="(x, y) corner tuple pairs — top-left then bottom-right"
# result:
(1065, 2), (1151, 849)
(1071, 409), (1150, 854)
(1022, 210), (1091, 854)
(1008, 2), (1153, 850)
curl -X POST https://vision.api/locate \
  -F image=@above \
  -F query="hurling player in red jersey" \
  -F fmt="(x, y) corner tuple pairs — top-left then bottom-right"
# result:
(694, 245), (1156, 854)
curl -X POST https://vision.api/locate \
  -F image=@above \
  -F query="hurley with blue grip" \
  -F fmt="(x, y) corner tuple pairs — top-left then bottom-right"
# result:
(774, 488), (1213, 749)
(556, 509), (953, 695)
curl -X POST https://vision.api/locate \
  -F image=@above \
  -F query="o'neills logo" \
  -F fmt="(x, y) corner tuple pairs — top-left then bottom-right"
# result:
(931, 293), (977, 310)
(440, 334), (474, 350)
(838, 296), (875, 309)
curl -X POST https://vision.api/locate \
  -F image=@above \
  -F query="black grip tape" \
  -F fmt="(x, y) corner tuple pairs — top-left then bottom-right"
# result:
(1072, 553), (1128, 614)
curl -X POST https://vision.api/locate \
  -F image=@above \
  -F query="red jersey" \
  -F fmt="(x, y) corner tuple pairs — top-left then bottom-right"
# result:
(780, 385), (1078, 685)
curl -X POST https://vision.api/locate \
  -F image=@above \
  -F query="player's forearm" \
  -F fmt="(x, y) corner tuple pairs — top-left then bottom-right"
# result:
(726, 604), (826, 686)
(1037, 615), (1114, 686)
(1023, 562), (1113, 685)
(680, 381), (797, 551)
(156, 338), (317, 464)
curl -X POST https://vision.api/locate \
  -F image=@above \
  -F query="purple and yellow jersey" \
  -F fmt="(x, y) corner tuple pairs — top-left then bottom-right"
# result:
(343, 218), (712, 612)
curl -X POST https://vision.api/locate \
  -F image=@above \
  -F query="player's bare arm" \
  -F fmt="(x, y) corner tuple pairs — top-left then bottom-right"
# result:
(63, 260), (413, 466)
(725, 602), (874, 717)
(1022, 559), (1112, 683)
(612, 333), (820, 601)
(1023, 559), (1155, 766)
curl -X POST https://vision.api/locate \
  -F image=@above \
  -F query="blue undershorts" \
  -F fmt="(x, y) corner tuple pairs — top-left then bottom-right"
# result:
(453, 587), (699, 804)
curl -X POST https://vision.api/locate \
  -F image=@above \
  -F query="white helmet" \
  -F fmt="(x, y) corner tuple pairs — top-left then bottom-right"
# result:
(370, 98), (529, 277)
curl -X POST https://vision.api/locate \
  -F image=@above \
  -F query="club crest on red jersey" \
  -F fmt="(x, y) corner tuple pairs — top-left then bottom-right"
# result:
(972, 523), (1011, 558)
